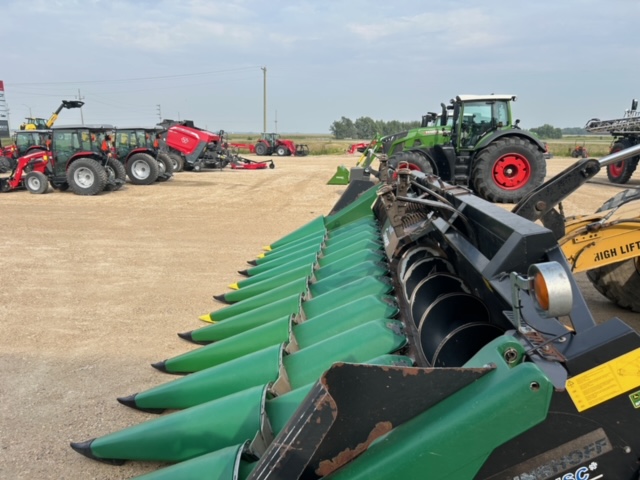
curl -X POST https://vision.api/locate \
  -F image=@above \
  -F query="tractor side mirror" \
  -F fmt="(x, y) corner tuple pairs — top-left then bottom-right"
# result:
(632, 99), (638, 111)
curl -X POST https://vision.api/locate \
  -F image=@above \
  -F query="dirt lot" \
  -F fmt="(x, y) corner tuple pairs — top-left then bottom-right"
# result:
(1, 154), (639, 479)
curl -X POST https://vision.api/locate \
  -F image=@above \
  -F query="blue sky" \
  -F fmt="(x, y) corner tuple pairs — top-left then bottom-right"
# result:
(1, 0), (638, 134)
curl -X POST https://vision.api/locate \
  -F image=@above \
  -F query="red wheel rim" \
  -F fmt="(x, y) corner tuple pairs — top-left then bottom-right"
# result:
(492, 153), (531, 190)
(393, 161), (425, 179)
(608, 161), (625, 178)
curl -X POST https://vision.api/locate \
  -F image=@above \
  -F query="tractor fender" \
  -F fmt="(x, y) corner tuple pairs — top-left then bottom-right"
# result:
(66, 152), (106, 170)
(474, 129), (546, 153)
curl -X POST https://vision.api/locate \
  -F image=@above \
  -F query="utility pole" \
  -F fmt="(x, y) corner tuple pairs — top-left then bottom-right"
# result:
(275, 109), (278, 133)
(156, 104), (162, 121)
(261, 66), (267, 133)
(77, 89), (85, 125)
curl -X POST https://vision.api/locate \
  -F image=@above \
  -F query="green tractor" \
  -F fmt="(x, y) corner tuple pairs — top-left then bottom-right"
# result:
(379, 94), (547, 203)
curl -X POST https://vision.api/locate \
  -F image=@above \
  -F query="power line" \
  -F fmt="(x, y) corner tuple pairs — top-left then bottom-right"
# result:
(10, 66), (262, 87)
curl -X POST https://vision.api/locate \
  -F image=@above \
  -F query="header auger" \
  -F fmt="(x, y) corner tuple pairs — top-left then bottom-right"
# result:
(69, 143), (640, 478)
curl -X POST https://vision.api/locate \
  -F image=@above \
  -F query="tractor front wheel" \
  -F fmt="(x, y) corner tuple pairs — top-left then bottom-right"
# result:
(104, 158), (126, 191)
(606, 141), (638, 184)
(275, 145), (288, 156)
(156, 153), (174, 181)
(388, 151), (434, 176)
(255, 143), (268, 156)
(168, 153), (184, 172)
(587, 189), (640, 312)
(66, 158), (108, 196)
(24, 171), (49, 194)
(126, 153), (159, 185)
(472, 137), (546, 203)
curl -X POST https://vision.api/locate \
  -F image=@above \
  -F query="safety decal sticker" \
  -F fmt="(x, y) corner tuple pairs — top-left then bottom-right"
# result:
(566, 347), (640, 412)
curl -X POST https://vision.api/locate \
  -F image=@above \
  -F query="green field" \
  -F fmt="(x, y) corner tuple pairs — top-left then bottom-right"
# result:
(228, 133), (619, 157)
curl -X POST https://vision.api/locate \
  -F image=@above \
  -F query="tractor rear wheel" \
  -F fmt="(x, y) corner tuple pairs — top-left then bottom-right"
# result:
(472, 137), (546, 203)
(126, 153), (159, 185)
(66, 158), (107, 196)
(388, 151), (434, 175)
(24, 171), (49, 194)
(168, 153), (184, 172)
(104, 158), (126, 191)
(275, 145), (288, 156)
(586, 189), (640, 312)
(606, 140), (638, 184)
(156, 153), (174, 182)
(255, 143), (268, 156)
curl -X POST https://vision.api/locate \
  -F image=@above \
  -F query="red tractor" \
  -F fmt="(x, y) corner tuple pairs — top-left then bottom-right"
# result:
(230, 133), (309, 157)
(113, 127), (173, 184)
(253, 132), (309, 156)
(0, 125), (124, 195)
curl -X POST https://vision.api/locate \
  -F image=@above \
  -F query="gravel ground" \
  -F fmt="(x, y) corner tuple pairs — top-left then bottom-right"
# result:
(1, 154), (638, 479)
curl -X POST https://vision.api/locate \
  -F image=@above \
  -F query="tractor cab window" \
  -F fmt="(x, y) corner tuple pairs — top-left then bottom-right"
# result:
(78, 131), (92, 151)
(116, 132), (129, 146)
(459, 101), (508, 148)
(135, 131), (146, 147)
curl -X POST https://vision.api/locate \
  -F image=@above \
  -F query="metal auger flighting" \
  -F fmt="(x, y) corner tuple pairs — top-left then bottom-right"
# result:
(71, 166), (640, 478)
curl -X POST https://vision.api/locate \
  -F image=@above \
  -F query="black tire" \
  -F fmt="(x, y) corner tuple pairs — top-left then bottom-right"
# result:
(126, 153), (159, 185)
(104, 158), (126, 191)
(275, 145), (288, 156)
(255, 143), (268, 156)
(388, 151), (434, 175)
(51, 181), (69, 192)
(156, 153), (174, 182)
(24, 171), (49, 194)
(586, 189), (640, 312)
(66, 158), (108, 196)
(169, 153), (184, 172)
(606, 140), (638, 184)
(0, 156), (12, 173)
(471, 137), (546, 203)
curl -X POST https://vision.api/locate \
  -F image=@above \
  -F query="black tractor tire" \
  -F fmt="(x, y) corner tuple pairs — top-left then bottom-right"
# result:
(606, 140), (638, 184)
(126, 153), (159, 185)
(255, 143), (268, 156)
(471, 137), (546, 203)
(51, 181), (69, 192)
(24, 171), (49, 194)
(0, 156), (12, 173)
(104, 158), (126, 191)
(66, 158), (108, 196)
(156, 153), (174, 182)
(388, 151), (434, 175)
(586, 189), (640, 312)
(275, 145), (288, 156)
(168, 153), (184, 172)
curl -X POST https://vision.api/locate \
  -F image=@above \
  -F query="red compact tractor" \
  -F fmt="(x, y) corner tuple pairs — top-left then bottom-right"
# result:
(113, 127), (173, 184)
(231, 132), (309, 156)
(0, 125), (124, 195)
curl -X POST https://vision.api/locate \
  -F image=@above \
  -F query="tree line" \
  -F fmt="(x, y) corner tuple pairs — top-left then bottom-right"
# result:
(330, 116), (421, 139)
(330, 116), (589, 140)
